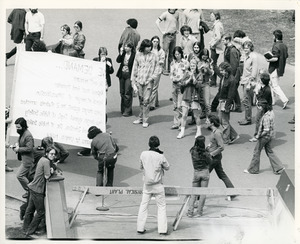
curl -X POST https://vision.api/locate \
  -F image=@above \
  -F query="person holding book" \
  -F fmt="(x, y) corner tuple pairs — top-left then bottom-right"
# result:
(265, 29), (289, 109)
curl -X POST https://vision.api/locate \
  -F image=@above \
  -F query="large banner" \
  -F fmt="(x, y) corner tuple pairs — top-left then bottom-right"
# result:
(10, 51), (106, 148)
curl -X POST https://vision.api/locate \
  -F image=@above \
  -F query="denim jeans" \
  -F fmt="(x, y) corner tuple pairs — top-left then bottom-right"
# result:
(162, 34), (176, 72)
(188, 169), (210, 215)
(119, 77), (133, 115)
(201, 83), (211, 115)
(172, 82), (183, 126)
(209, 154), (234, 188)
(149, 74), (162, 108)
(23, 189), (45, 235)
(210, 48), (219, 86)
(137, 183), (168, 234)
(254, 107), (264, 136)
(137, 82), (153, 123)
(25, 32), (41, 51)
(219, 111), (238, 143)
(248, 136), (283, 174)
(16, 162), (32, 191)
(241, 84), (254, 122)
(96, 156), (116, 186)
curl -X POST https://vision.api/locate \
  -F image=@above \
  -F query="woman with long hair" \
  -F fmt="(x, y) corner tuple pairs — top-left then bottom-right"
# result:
(116, 41), (136, 116)
(149, 36), (165, 110)
(187, 135), (210, 217)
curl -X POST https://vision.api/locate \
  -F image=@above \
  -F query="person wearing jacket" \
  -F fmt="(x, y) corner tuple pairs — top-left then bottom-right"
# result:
(12, 117), (34, 198)
(88, 126), (118, 187)
(137, 136), (170, 235)
(218, 62), (239, 144)
(116, 41), (136, 116)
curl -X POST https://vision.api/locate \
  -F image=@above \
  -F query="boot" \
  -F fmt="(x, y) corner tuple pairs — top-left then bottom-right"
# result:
(177, 127), (185, 139)
(195, 126), (202, 138)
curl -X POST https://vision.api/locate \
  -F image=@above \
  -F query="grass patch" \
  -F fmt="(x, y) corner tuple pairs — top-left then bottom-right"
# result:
(204, 9), (295, 64)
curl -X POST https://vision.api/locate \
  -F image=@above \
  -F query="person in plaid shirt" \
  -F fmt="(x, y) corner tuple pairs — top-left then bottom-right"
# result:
(244, 102), (285, 174)
(131, 39), (159, 128)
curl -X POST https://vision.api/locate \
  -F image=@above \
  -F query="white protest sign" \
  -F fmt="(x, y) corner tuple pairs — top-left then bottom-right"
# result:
(10, 51), (106, 148)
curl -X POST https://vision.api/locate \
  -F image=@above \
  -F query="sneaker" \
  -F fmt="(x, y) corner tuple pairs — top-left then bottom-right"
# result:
(275, 167), (285, 175)
(291, 127), (295, 132)
(5, 165), (13, 172)
(288, 119), (295, 124)
(142, 123), (149, 128)
(77, 152), (83, 156)
(239, 120), (251, 125)
(177, 131), (184, 139)
(149, 106), (155, 111)
(249, 137), (258, 142)
(243, 169), (250, 174)
(137, 230), (146, 234)
(186, 212), (193, 218)
(171, 124), (179, 130)
(282, 100), (289, 109)
(133, 119), (142, 124)
(159, 232), (169, 236)
(228, 135), (240, 144)
(194, 213), (203, 218)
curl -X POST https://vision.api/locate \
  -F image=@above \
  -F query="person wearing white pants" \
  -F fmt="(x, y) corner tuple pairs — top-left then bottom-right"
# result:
(266, 29), (289, 109)
(137, 136), (170, 235)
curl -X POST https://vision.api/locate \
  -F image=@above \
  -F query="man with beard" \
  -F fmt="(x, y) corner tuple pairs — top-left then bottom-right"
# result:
(12, 117), (34, 198)
(24, 8), (45, 51)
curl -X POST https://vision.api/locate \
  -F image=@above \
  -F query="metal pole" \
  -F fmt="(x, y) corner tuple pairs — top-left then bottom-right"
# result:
(96, 157), (109, 211)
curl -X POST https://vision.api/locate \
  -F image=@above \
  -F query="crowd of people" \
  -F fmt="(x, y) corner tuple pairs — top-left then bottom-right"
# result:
(5, 8), (293, 237)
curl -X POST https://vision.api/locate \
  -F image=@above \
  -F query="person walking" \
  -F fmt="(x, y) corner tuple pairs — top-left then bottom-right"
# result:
(222, 33), (242, 112)
(24, 8), (45, 51)
(156, 9), (179, 75)
(217, 62), (239, 144)
(6, 9), (26, 65)
(206, 115), (236, 200)
(131, 39), (159, 128)
(238, 41), (258, 125)
(249, 72), (273, 142)
(208, 11), (224, 87)
(186, 135), (210, 218)
(12, 117), (35, 199)
(244, 102), (285, 175)
(116, 41), (136, 116)
(137, 136), (170, 235)
(266, 29), (289, 109)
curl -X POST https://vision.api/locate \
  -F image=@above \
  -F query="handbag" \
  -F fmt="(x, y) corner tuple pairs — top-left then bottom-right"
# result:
(104, 152), (118, 168)
(199, 20), (210, 33)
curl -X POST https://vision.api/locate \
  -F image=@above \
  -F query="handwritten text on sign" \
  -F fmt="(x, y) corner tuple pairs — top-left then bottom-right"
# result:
(11, 52), (106, 147)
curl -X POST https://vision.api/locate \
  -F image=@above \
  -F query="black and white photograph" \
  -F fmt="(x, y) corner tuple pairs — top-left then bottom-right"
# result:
(2, 0), (299, 243)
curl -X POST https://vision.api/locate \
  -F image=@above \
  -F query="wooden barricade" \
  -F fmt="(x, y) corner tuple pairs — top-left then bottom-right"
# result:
(72, 186), (274, 231)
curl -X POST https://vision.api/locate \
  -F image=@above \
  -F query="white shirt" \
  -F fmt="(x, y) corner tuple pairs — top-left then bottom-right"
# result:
(140, 150), (169, 185)
(25, 11), (45, 33)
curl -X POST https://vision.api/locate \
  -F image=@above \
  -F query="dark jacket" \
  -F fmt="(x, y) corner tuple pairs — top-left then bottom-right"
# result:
(93, 57), (114, 87)
(224, 45), (240, 76)
(116, 51), (136, 79)
(17, 129), (34, 166)
(8, 9), (26, 43)
(218, 74), (236, 111)
(268, 40), (288, 77)
(256, 85), (272, 106)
